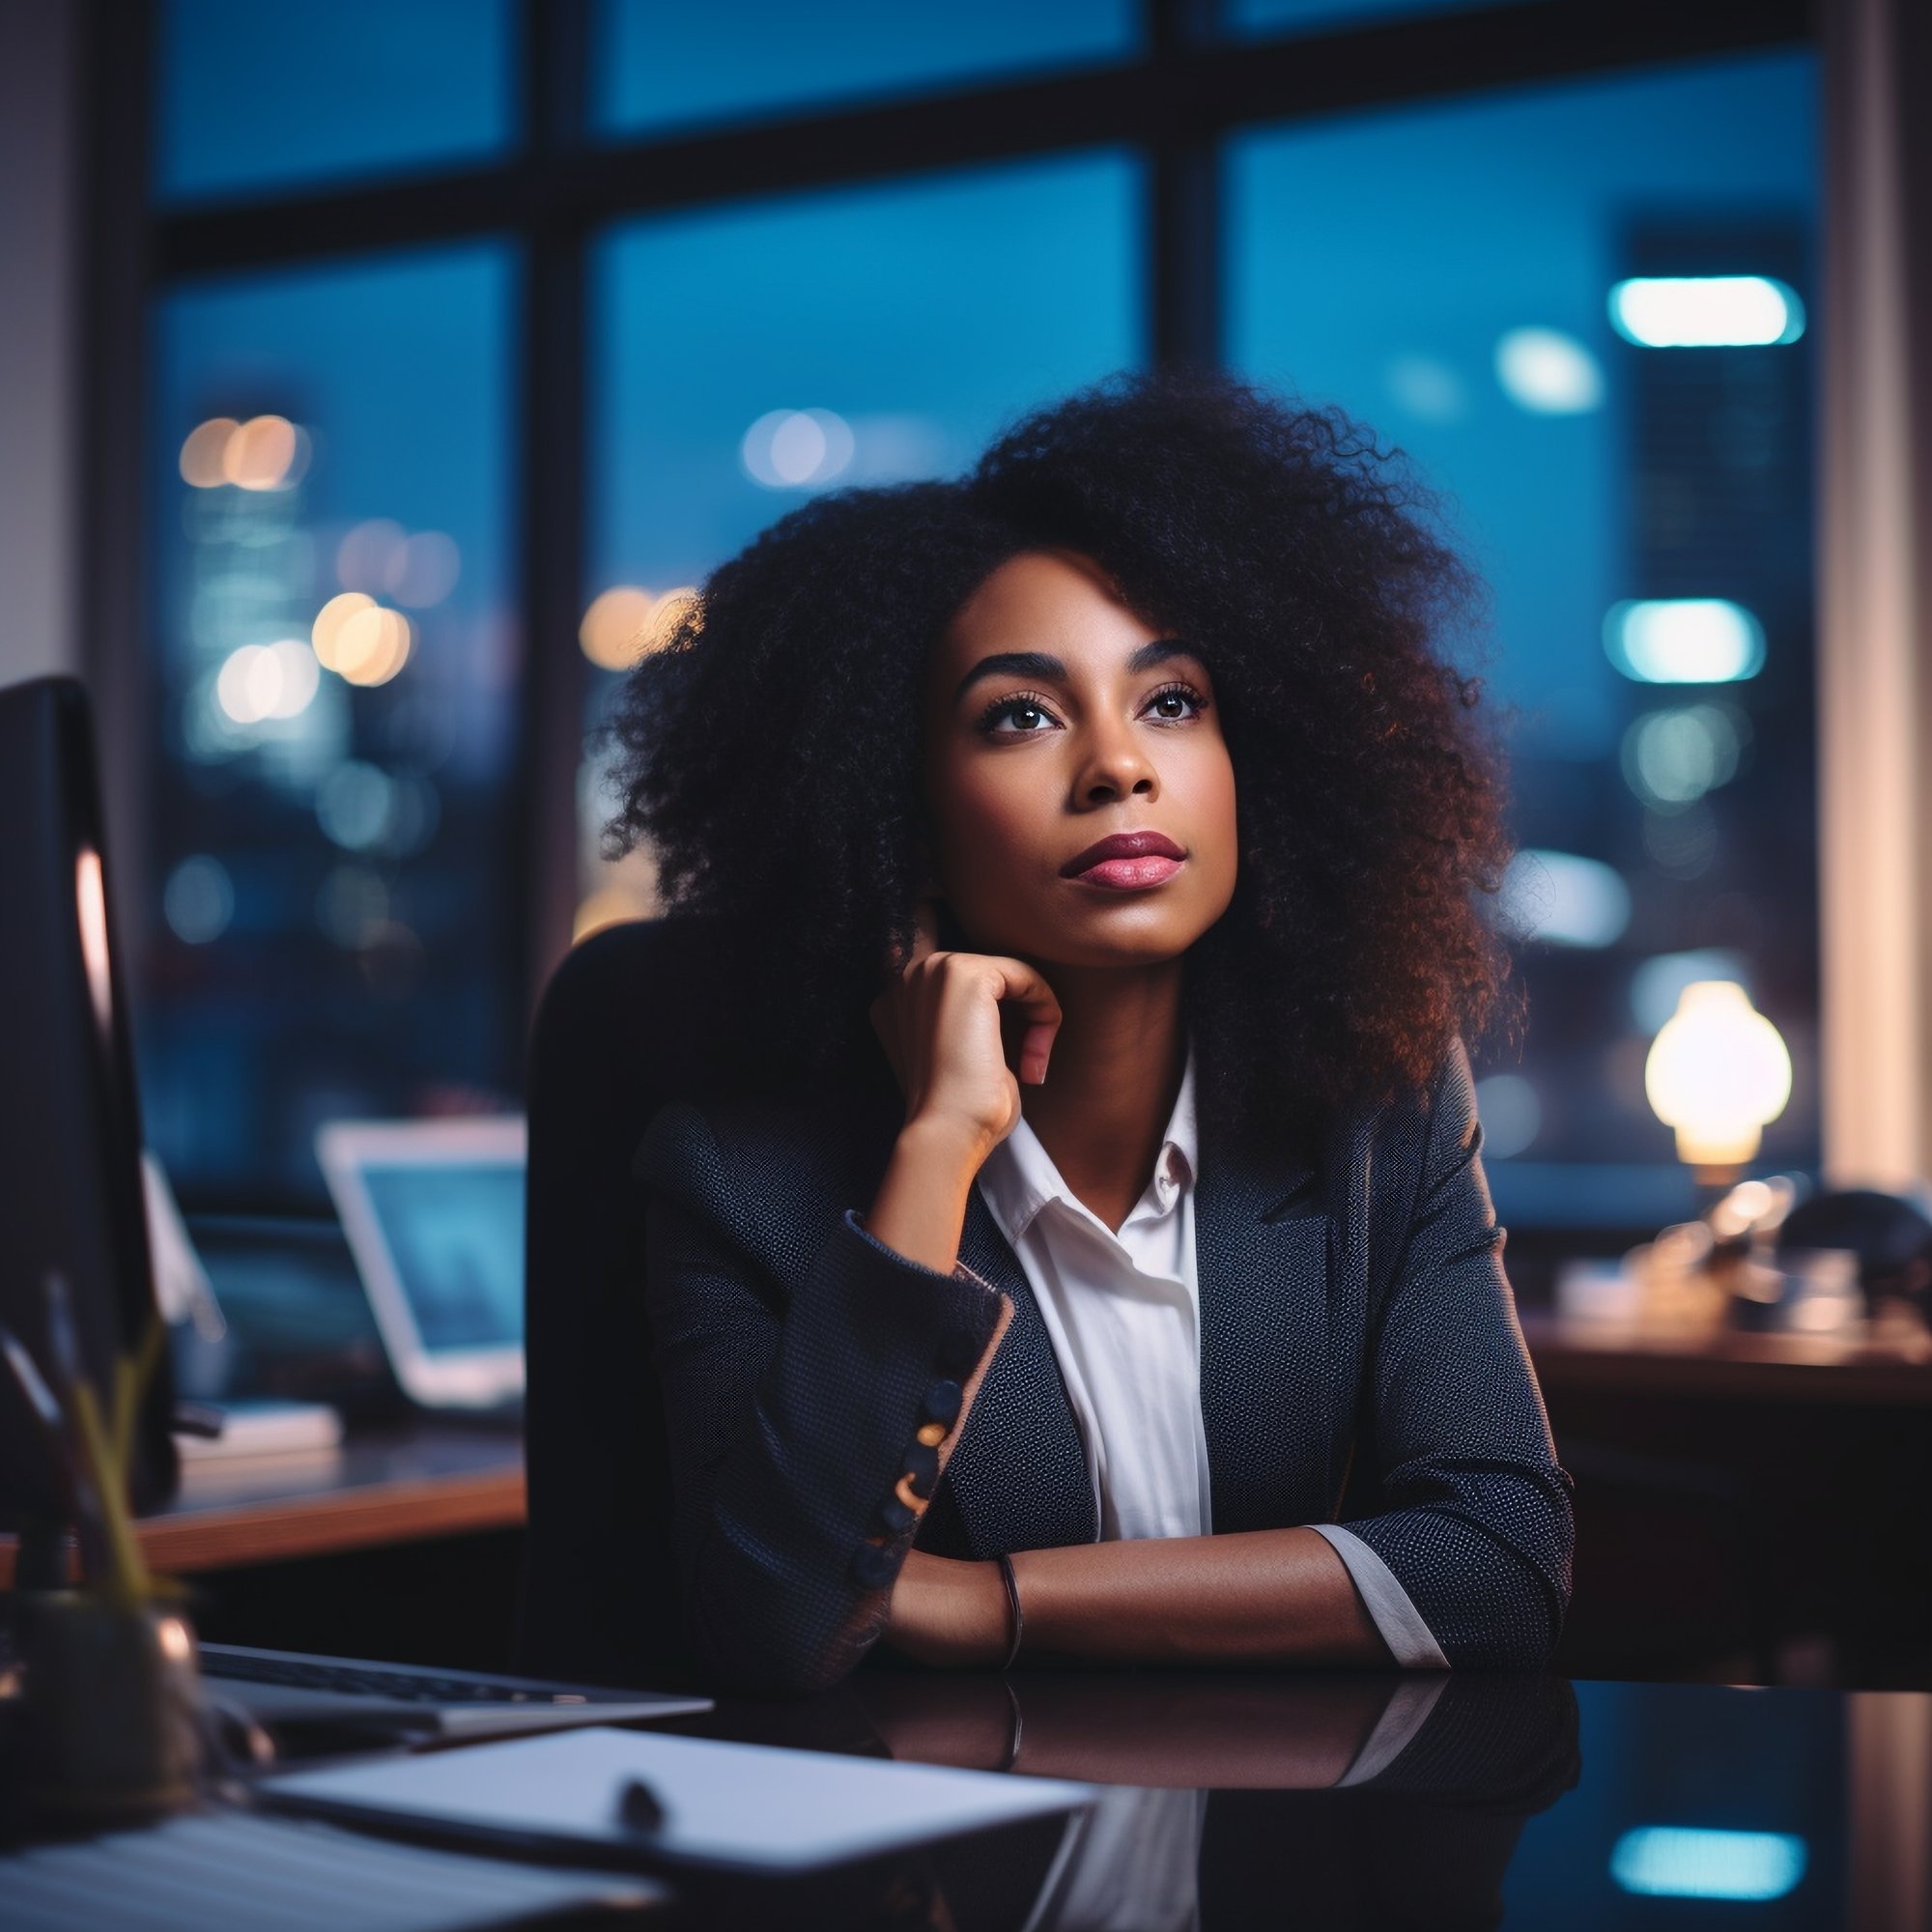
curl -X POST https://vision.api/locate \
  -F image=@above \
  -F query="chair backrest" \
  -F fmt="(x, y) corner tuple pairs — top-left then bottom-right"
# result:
(513, 912), (763, 1689)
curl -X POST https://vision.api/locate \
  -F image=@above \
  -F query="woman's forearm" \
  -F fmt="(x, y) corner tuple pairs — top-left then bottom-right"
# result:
(889, 1528), (1394, 1669)
(1014, 1527), (1391, 1665)
(864, 1117), (990, 1274)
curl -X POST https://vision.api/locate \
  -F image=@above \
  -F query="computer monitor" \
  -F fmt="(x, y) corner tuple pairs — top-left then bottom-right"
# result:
(0, 675), (178, 1550)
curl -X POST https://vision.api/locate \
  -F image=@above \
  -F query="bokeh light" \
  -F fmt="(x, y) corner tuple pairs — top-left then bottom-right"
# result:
(1473, 1072), (1542, 1158)
(580, 585), (657, 670)
(214, 639), (322, 724)
(179, 416), (241, 488)
(1501, 848), (1632, 948)
(1605, 599), (1766, 684)
(163, 855), (236, 946)
(333, 606), (414, 686)
(1609, 275), (1805, 348)
(312, 590), (374, 669)
(1493, 327), (1604, 413)
(1621, 702), (1747, 808)
(316, 760), (395, 850)
(221, 413), (308, 490)
(741, 407), (856, 488)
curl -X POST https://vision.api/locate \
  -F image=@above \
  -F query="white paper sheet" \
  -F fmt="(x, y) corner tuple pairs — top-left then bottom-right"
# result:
(267, 1723), (1094, 1873)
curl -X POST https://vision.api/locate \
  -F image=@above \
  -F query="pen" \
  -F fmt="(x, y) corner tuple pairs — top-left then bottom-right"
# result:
(613, 1776), (667, 1834)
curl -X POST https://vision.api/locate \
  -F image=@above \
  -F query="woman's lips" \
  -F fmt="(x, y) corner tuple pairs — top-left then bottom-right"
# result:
(1067, 854), (1185, 891)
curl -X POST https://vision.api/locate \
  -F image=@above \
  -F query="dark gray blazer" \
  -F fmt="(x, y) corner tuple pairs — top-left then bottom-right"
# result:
(636, 1036), (1574, 1696)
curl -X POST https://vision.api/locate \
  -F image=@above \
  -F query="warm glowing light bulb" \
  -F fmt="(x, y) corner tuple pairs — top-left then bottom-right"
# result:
(1644, 980), (1791, 1168)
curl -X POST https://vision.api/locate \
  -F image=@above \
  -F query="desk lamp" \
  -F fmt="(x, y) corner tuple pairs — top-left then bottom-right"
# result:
(1643, 980), (1791, 1185)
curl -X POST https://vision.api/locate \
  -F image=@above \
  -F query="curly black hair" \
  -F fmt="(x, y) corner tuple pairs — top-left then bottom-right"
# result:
(603, 367), (1521, 1148)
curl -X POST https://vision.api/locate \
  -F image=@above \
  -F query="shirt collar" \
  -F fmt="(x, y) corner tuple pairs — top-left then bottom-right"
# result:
(976, 1036), (1199, 1247)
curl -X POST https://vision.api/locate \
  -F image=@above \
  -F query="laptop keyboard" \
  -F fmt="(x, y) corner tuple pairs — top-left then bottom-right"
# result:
(200, 1644), (657, 1705)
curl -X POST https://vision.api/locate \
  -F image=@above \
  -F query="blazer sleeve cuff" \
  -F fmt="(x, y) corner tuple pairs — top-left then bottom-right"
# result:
(1309, 1522), (1450, 1670)
(1338, 1507), (1564, 1669)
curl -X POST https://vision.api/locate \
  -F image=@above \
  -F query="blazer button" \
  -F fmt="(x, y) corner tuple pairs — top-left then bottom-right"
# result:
(921, 1379), (963, 1426)
(878, 1494), (916, 1536)
(902, 1440), (939, 1498)
(851, 1541), (896, 1592)
(936, 1329), (982, 1378)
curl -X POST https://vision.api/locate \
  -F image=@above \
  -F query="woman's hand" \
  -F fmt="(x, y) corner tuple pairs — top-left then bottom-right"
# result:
(881, 1549), (1012, 1669)
(868, 897), (1064, 1152)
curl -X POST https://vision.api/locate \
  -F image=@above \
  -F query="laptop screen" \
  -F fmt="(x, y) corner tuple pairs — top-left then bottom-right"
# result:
(356, 1160), (525, 1353)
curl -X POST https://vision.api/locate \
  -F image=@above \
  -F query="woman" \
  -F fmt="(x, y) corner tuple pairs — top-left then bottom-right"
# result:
(610, 368), (1573, 1696)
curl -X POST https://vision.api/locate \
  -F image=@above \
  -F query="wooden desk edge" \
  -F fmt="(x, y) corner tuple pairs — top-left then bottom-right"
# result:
(1520, 1310), (1932, 1404)
(0, 1463), (526, 1589)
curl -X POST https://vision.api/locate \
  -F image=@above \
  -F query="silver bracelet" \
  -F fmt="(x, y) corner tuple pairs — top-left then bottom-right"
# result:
(996, 1552), (1025, 1672)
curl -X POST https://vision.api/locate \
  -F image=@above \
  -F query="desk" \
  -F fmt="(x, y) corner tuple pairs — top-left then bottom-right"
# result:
(1520, 1306), (1932, 1404)
(1520, 1308), (1932, 1685)
(0, 1423), (525, 1590)
(8, 1666), (1923, 1929)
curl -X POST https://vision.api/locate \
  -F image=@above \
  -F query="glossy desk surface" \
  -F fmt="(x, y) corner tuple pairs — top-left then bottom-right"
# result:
(3, 1665), (1926, 1928)
(645, 1665), (1928, 1928)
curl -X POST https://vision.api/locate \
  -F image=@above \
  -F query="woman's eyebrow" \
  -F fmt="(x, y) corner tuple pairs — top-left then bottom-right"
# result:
(951, 637), (1201, 708)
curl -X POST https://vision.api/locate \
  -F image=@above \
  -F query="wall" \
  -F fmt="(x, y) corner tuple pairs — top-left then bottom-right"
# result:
(0, 0), (82, 687)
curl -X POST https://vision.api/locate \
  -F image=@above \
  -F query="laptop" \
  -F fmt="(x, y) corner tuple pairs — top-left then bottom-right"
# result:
(317, 1117), (527, 1412)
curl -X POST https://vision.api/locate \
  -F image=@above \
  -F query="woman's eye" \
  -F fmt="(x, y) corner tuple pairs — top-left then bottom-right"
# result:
(980, 694), (1058, 734)
(1146, 684), (1208, 722)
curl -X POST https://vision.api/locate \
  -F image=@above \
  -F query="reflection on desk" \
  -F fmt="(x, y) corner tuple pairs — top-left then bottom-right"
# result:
(685, 1668), (1929, 1930)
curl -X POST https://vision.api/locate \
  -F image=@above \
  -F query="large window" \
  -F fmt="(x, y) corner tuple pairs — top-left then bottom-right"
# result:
(1230, 48), (1820, 1216)
(146, 247), (521, 1201)
(128, 1), (1816, 1213)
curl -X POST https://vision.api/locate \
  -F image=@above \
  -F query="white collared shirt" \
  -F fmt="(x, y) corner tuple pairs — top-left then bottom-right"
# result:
(973, 1037), (1448, 1670)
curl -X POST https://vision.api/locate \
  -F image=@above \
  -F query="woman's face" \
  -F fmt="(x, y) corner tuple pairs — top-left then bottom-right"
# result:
(919, 547), (1239, 969)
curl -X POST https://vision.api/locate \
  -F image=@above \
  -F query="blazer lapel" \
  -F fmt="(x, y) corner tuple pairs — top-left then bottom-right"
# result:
(1193, 1108), (1342, 1533)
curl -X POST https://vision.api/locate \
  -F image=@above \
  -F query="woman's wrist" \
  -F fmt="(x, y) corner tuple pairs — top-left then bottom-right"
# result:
(864, 1117), (991, 1275)
(884, 1552), (1014, 1668)
(896, 1110), (997, 1174)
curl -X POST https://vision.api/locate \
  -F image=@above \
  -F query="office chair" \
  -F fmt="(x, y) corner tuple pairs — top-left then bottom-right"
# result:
(515, 911), (772, 1690)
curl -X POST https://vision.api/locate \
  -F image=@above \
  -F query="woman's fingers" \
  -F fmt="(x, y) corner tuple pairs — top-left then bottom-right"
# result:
(870, 901), (1064, 1137)
(982, 956), (1063, 1086)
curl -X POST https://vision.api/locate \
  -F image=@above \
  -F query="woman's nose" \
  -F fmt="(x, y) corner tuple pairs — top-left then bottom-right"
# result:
(1076, 721), (1158, 803)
